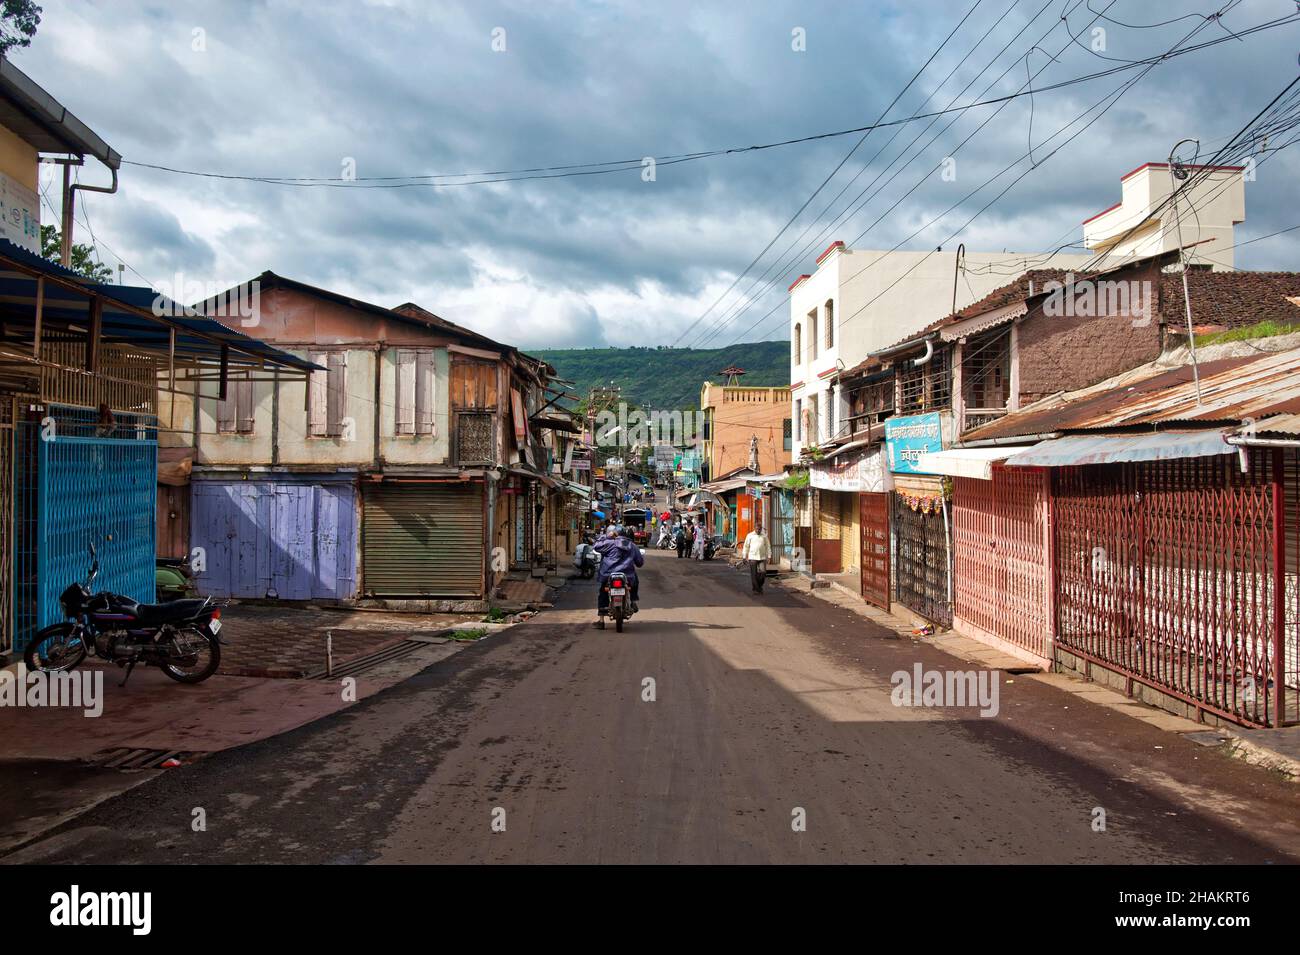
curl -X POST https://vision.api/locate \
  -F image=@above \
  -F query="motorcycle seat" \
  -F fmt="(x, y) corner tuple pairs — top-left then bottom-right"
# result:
(131, 598), (211, 624)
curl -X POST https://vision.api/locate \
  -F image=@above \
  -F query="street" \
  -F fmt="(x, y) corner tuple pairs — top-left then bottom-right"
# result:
(6, 550), (1298, 865)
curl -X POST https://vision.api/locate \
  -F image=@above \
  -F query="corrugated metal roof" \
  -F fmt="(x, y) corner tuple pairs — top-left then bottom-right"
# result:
(1003, 430), (1232, 468)
(965, 348), (1300, 441)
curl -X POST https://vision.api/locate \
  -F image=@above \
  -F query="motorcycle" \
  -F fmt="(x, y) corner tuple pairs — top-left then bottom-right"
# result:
(25, 546), (224, 685)
(656, 527), (674, 550)
(155, 554), (197, 602)
(598, 571), (634, 632)
(703, 535), (721, 561)
(573, 540), (601, 579)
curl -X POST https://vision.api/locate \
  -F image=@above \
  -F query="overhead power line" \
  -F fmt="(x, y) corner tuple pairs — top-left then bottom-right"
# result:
(119, 10), (1298, 192)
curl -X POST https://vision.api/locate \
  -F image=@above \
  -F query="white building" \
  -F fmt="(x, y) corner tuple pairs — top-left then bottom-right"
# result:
(788, 240), (1092, 458)
(1082, 162), (1244, 272)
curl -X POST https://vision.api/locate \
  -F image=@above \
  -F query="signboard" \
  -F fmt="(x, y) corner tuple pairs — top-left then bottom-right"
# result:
(0, 173), (39, 254)
(570, 458), (591, 472)
(885, 412), (944, 475)
(810, 447), (889, 493)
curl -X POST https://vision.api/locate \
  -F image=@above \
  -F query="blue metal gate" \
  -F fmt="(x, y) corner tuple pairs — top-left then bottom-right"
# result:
(14, 412), (157, 652)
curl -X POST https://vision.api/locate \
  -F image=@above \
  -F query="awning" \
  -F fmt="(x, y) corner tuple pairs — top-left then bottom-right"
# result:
(916, 447), (1031, 480)
(507, 465), (559, 489)
(561, 480), (591, 498)
(819, 437), (872, 461)
(1003, 430), (1232, 468)
(0, 240), (321, 374)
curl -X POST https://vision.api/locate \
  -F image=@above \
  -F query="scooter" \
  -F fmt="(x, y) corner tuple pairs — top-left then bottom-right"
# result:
(598, 571), (634, 632)
(156, 554), (197, 602)
(573, 539), (600, 579)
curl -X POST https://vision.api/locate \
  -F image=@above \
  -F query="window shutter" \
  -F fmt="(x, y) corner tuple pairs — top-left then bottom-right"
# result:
(308, 351), (327, 437)
(395, 350), (416, 435)
(416, 350), (436, 435)
(327, 351), (348, 436)
(236, 377), (255, 433)
(216, 384), (236, 433)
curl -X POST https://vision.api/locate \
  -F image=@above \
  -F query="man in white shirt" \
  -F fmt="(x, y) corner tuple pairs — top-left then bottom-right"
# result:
(740, 526), (771, 594)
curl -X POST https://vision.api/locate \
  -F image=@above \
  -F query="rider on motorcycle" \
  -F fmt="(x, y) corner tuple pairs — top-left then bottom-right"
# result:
(593, 526), (643, 621)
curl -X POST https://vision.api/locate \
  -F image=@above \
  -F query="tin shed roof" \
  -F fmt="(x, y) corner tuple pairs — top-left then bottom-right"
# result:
(964, 348), (1300, 441)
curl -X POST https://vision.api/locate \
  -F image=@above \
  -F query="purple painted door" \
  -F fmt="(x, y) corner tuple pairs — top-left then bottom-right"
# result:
(191, 480), (357, 600)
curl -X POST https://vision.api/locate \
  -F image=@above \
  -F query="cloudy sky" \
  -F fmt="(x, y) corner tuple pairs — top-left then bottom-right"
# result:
(14, 0), (1300, 349)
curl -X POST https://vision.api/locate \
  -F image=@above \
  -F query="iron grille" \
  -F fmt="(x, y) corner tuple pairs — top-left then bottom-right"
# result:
(456, 411), (495, 466)
(893, 494), (952, 627)
(1054, 451), (1293, 727)
(897, 347), (951, 415)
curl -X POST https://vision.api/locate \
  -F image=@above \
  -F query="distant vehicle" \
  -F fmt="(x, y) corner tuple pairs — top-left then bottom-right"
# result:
(622, 507), (650, 545)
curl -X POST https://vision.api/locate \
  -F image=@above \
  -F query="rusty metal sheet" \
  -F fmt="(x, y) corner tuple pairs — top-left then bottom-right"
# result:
(966, 348), (1300, 441)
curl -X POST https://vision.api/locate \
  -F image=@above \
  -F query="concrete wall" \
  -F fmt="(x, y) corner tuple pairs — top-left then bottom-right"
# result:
(1083, 164), (1244, 271)
(0, 123), (38, 190)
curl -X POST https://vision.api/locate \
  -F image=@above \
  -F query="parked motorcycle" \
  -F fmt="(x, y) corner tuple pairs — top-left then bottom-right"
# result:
(598, 571), (634, 632)
(573, 539), (601, 579)
(25, 546), (224, 685)
(703, 535), (721, 561)
(155, 554), (197, 602)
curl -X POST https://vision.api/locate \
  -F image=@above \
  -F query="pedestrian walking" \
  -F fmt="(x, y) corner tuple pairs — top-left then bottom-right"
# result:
(676, 520), (690, 558)
(692, 521), (706, 560)
(741, 525), (771, 594)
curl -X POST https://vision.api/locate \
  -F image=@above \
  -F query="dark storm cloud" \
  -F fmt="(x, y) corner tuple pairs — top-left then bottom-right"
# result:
(15, 0), (1300, 348)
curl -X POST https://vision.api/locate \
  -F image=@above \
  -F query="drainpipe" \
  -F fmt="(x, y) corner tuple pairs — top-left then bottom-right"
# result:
(63, 165), (119, 267)
(912, 338), (934, 367)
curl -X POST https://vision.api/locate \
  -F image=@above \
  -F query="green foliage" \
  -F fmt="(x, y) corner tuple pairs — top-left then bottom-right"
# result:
(0, 0), (40, 57)
(40, 224), (113, 283)
(1194, 319), (1300, 347)
(781, 469), (809, 490)
(533, 340), (790, 412)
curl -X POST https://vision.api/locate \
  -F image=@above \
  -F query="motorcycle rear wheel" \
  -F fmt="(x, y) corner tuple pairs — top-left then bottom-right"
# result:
(160, 627), (221, 683)
(24, 623), (88, 673)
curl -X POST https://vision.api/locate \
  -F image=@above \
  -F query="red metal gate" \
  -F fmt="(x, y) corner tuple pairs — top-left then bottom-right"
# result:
(1054, 450), (1294, 727)
(860, 491), (889, 610)
(952, 467), (1052, 665)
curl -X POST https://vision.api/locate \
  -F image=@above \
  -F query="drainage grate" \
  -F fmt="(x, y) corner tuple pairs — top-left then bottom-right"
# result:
(85, 748), (202, 770)
(307, 638), (430, 680)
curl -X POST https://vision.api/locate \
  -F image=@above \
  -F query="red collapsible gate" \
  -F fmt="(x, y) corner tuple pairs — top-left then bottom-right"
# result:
(952, 467), (1053, 666)
(1054, 450), (1296, 728)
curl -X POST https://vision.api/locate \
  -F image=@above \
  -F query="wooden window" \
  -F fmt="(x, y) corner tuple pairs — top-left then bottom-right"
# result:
(824, 299), (834, 349)
(394, 349), (436, 436)
(309, 350), (349, 437)
(216, 373), (255, 434)
(808, 308), (818, 361)
(793, 399), (802, 441)
(308, 350), (328, 437)
(793, 324), (802, 365)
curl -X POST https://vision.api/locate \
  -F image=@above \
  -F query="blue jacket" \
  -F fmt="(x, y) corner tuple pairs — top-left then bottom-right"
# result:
(593, 535), (643, 581)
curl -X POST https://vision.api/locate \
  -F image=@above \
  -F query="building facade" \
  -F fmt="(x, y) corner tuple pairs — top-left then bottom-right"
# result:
(699, 381), (791, 483)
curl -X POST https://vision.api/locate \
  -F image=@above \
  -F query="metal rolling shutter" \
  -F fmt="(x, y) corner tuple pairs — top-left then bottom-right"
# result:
(363, 482), (484, 597)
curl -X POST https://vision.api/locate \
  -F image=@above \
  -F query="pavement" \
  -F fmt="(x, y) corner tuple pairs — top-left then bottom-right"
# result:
(3, 549), (1298, 864)
(789, 560), (1300, 780)
(0, 606), (493, 854)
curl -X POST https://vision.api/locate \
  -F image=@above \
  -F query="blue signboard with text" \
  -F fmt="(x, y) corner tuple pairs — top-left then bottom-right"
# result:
(885, 412), (944, 474)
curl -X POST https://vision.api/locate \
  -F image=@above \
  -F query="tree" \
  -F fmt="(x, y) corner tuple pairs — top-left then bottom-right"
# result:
(0, 1), (40, 57)
(40, 224), (114, 283)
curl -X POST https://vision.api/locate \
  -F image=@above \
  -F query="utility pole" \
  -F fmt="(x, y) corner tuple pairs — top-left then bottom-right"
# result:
(1168, 138), (1203, 406)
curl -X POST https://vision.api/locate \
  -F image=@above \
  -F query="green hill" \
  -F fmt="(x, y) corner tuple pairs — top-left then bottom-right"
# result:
(532, 340), (790, 412)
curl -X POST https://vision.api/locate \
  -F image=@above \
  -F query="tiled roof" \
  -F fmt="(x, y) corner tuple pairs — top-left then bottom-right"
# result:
(1160, 270), (1300, 332)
